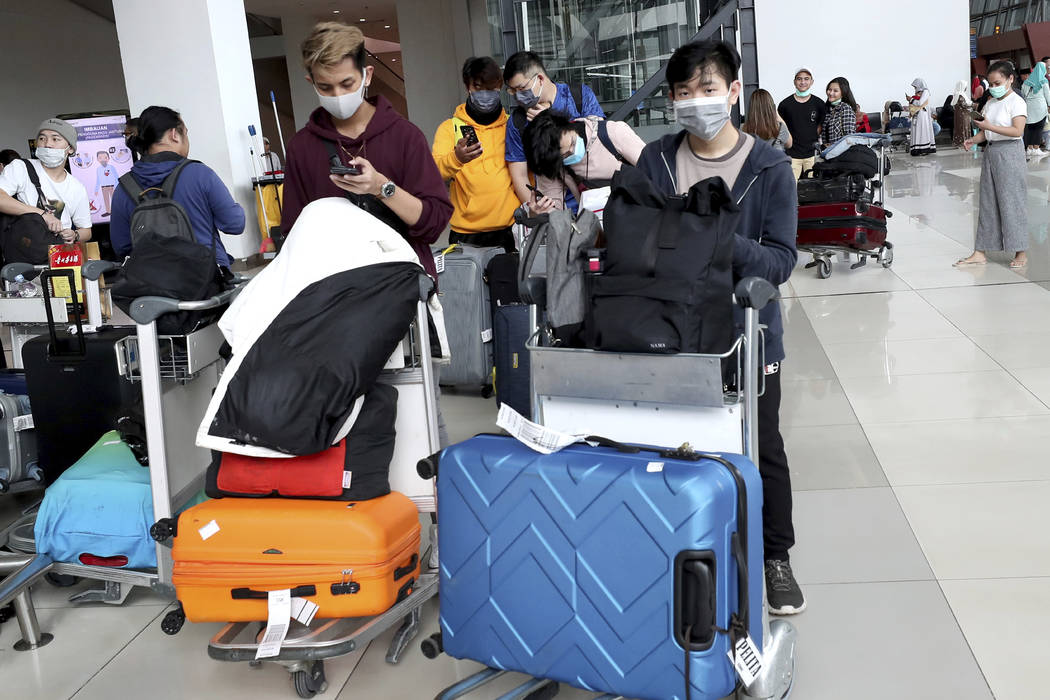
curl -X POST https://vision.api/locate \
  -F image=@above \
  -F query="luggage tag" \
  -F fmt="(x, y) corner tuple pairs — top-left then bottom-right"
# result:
(727, 634), (764, 688)
(256, 589), (292, 659)
(291, 597), (319, 626)
(198, 520), (220, 541)
(496, 404), (587, 455)
(14, 415), (34, 432)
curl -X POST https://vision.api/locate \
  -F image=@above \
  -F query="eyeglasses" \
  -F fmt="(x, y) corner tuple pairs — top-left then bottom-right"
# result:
(508, 73), (539, 94)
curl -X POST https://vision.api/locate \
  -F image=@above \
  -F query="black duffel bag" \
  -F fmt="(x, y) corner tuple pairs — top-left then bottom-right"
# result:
(585, 166), (738, 355)
(812, 144), (880, 179)
(798, 170), (870, 204)
(0, 159), (64, 265)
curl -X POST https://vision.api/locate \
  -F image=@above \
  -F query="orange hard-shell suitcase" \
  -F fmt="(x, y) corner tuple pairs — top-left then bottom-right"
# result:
(170, 493), (420, 623)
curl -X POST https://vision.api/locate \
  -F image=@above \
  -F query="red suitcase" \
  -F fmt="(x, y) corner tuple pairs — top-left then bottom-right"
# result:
(797, 202), (888, 250)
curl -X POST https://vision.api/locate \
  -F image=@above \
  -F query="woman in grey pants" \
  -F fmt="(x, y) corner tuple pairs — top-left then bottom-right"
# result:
(956, 60), (1030, 269)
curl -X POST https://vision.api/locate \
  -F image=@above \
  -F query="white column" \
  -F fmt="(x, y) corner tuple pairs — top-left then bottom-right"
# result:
(282, 13), (323, 131)
(112, 0), (262, 260)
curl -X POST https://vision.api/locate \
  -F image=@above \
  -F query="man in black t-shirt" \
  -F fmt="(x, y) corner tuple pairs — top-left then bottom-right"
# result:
(777, 68), (826, 180)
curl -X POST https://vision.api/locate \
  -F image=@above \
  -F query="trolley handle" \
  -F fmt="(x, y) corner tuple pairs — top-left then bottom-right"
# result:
(1, 263), (44, 283)
(128, 288), (241, 325)
(733, 277), (777, 311)
(81, 259), (122, 282)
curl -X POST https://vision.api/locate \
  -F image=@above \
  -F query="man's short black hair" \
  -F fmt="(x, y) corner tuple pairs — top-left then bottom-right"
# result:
(665, 39), (741, 90)
(504, 51), (546, 83)
(522, 111), (573, 180)
(462, 56), (502, 87)
(0, 149), (21, 166)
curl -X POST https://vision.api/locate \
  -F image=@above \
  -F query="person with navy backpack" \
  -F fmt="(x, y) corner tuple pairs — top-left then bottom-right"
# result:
(635, 38), (805, 616)
(110, 106), (245, 268)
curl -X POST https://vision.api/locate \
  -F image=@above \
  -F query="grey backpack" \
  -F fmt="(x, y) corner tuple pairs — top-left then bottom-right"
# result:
(118, 160), (197, 246)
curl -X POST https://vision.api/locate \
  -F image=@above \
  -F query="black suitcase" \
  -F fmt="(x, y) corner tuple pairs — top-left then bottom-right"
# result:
(21, 269), (135, 485)
(797, 171), (870, 204)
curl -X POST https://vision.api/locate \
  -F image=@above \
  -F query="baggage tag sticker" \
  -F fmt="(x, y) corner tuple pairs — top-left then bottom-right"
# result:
(728, 634), (764, 688)
(342, 470), (353, 489)
(197, 520), (220, 541)
(434, 252), (446, 274)
(291, 597), (319, 626)
(481, 328), (493, 343)
(256, 589), (292, 659)
(13, 414), (34, 432)
(497, 404), (586, 455)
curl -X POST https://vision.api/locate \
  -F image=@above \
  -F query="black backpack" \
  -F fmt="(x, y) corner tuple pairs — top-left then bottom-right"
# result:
(111, 160), (230, 335)
(812, 144), (880, 179)
(0, 159), (64, 265)
(511, 82), (588, 131)
(118, 160), (196, 246)
(586, 166), (738, 355)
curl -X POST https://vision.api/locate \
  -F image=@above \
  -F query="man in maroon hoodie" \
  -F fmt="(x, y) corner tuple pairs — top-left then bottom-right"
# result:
(282, 22), (452, 278)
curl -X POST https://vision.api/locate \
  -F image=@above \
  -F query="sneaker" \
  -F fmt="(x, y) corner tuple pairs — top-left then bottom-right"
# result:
(765, 559), (806, 615)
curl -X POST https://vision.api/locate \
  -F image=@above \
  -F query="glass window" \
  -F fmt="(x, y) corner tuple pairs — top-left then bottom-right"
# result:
(1007, 6), (1024, 29)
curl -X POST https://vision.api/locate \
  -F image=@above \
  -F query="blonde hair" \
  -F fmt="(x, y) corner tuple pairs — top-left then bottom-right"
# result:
(301, 22), (367, 74)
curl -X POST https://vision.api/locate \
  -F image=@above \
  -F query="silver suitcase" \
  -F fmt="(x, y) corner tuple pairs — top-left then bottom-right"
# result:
(433, 244), (502, 389)
(0, 392), (40, 493)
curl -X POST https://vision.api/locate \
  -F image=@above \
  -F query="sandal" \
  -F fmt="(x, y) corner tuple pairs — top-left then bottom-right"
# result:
(1010, 259), (1028, 269)
(953, 258), (987, 267)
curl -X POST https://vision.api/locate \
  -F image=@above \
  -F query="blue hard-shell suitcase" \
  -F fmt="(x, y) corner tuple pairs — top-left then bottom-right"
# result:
(436, 434), (764, 700)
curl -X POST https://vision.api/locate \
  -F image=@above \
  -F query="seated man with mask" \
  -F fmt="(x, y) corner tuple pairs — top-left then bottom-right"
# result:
(281, 21), (452, 280)
(432, 56), (519, 252)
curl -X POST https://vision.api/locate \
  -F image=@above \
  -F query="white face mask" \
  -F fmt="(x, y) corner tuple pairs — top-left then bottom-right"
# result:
(315, 74), (368, 121)
(674, 94), (731, 141)
(36, 146), (68, 168)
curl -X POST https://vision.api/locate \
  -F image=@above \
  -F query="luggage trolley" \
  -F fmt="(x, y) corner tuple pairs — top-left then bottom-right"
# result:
(0, 259), (240, 638)
(428, 277), (797, 700)
(198, 277), (442, 699)
(797, 143), (894, 279)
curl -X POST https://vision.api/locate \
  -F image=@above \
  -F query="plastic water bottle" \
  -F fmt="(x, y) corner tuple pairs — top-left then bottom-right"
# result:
(13, 274), (38, 298)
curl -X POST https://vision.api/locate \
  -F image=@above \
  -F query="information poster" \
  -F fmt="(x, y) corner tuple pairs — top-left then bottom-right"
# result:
(66, 115), (133, 226)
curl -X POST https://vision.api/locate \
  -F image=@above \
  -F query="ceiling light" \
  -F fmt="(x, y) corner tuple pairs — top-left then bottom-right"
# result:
(384, 25), (391, 29)
(332, 9), (339, 13)
(391, 58), (397, 62)
(359, 18), (366, 22)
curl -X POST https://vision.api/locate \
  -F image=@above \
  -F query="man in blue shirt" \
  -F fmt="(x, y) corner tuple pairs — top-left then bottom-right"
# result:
(503, 51), (603, 213)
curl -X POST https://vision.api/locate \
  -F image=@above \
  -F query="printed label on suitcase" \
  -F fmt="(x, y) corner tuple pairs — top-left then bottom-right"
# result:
(728, 634), (764, 688)
(481, 328), (493, 343)
(434, 252), (446, 274)
(342, 471), (353, 489)
(198, 520), (220, 541)
(496, 404), (585, 454)
(256, 589), (292, 659)
(13, 414), (33, 431)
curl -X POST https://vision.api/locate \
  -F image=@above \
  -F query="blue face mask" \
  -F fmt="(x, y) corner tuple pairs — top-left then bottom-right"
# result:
(988, 84), (1008, 99)
(830, 99), (842, 106)
(563, 134), (586, 166)
(795, 89), (811, 98)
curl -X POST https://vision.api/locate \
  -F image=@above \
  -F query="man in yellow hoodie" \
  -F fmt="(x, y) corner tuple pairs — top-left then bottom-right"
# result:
(433, 57), (520, 252)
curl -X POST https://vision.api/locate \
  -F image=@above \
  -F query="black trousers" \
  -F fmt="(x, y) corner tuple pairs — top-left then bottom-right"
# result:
(449, 227), (516, 253)
(758, 365), (794, 562)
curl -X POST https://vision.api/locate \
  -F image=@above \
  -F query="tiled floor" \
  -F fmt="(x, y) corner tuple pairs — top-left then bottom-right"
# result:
(3, 147), (1049, 699)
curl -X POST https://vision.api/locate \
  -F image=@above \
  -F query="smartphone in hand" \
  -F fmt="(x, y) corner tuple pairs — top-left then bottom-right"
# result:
(331, 164), (362, 176)
(460, 125), (479, 146)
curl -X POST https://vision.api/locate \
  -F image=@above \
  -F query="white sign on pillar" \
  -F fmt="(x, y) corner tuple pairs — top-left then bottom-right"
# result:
(113, 0), (263, 261)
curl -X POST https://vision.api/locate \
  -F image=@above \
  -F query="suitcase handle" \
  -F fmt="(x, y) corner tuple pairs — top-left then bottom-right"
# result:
(674, 552), (717, 651)
(40, 268), (87, 359)
(584, 435), (704, 462)
(393, 554), (418, 581)
(230, 585), (317, 600)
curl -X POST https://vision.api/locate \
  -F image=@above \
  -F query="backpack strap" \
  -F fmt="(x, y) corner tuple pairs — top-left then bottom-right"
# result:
(118, 171), (145, 201)
(512, 108), (528, 132)
(596, 121), (626, 164)
(160, 159), (196, 199)
(322, 138), (342, 168)
(21, 159), (50, 211)
(569, 83), (585, 116)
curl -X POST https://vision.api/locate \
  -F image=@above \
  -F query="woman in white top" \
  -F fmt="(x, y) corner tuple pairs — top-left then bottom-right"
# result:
(1021, 63), (1050, 153)
(956, 61), (1028, 269)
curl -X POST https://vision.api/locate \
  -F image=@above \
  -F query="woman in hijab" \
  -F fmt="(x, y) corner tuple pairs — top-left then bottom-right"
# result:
(951, 80), (972, 149)
(1021, 62), (1050, 154)
(908, 78), (936, 156)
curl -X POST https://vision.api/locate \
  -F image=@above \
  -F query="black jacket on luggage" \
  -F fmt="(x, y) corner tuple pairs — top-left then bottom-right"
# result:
(208, 261), (421, 455)
(635, 133), (797, 363)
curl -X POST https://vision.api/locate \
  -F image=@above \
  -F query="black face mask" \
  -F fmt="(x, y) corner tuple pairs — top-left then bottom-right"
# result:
(466, 98), (502, 125)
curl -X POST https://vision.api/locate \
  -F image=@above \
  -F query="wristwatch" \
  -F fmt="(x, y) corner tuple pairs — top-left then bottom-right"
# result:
(379, 181), (396, 199)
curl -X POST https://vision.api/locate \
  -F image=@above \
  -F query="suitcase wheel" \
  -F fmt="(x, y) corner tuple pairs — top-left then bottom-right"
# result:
(0, 478), (8, 494)
(150, 518), (177, 543)
(481, 383), (494, 399)
(292, 660), (327, 699)
(420, 632), (443, 659)
(416, 454), (440, 480)
(524, 682), (560, 700)
(161, 606), (185, 635)
(45, 572), (81, 588)
(817, 258), (833, 279)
